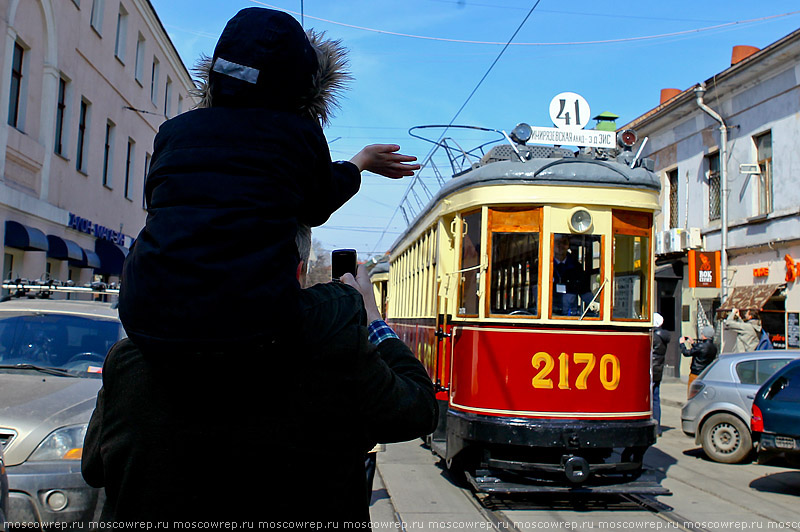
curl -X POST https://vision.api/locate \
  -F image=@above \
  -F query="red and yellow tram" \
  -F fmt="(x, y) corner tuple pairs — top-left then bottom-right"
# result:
(374, 124), (664, 492)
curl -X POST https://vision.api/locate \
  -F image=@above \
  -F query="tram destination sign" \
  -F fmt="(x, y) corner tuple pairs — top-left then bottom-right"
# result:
(527, 126), (616, 149)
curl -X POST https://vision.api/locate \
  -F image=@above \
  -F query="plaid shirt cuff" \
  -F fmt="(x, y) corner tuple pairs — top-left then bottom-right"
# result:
(367, 319), (399, 345)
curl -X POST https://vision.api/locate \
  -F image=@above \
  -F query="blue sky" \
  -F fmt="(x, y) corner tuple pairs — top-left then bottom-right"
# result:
(149, 0), (800, 260)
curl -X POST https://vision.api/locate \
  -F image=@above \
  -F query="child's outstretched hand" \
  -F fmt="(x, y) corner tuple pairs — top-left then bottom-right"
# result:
(350, 144), (421, 179)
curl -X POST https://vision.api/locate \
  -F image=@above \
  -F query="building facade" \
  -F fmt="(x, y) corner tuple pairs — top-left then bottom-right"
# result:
(622, 28), (800, 377)
(1, 0), (194, 289)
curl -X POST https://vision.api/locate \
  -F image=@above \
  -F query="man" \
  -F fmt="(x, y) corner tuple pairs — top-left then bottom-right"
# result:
(680, 325), (718, 393)
(82, 8), (434, 525)
(82, 225), (437, 523)
(724, 308), (763, 353)
(651, 313), (671, 435)
(551, 234), (592, 316)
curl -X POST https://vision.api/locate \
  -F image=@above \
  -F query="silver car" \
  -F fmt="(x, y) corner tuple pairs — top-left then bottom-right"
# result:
(681, 350), (800, 464)
(0, 296), (124, 527)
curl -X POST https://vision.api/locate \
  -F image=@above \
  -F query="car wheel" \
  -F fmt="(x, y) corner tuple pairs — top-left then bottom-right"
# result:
(700, 413), (753, 464)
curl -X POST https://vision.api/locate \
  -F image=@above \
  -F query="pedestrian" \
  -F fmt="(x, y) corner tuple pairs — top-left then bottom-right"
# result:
(724, 308), (763, 353)
(651, 312), (671, 436)
(680, 325), (718, 394)
(82, 7), (436, 526)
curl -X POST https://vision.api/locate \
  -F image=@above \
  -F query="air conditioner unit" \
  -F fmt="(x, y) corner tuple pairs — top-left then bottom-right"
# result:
(668, 228), (689, 253)
(655, 230), (668, 255)
(688, 227), (702, 249)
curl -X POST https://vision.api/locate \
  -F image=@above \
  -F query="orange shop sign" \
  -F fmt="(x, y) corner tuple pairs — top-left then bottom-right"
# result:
(753, 267), (770, 277)
(688, 250), (720, 288)
(786, 255), (800, 283)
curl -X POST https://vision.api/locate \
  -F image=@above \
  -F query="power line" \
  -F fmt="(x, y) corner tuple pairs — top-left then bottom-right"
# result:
(369, 0), (543, 256)
(248, 2), (800, 47)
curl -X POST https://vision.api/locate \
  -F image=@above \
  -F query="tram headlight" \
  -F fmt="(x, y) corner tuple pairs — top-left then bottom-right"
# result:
(617, 129), (637, 148)
(569, 209), (593, 233)
(510, 123), (532, 144)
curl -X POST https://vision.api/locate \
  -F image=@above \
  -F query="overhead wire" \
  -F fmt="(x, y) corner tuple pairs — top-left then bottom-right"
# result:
(368, 0), (543, 256)
(248, 2), (800, 47)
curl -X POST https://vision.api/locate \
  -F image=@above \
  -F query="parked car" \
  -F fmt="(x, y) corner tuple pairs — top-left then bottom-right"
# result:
(751, 359), (800, 468)
(681, 350), (800, 464)
(0, 293), (124, 527)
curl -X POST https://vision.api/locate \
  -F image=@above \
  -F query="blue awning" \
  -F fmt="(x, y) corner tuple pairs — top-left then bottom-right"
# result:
(69, 247), (102, 269)
(5, 221), (48, 251)
(95, 239), (129, 276)
(46, 235), (83, 261)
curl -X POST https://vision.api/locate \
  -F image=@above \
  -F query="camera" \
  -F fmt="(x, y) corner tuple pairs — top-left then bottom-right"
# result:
(331, 249), (357, 281)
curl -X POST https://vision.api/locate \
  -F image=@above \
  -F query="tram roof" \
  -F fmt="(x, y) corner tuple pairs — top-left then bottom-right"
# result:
(390, 152), (660, 252)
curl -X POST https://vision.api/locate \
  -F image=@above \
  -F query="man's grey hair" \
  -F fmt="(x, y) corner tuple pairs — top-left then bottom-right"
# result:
(296, 224), (311, 265)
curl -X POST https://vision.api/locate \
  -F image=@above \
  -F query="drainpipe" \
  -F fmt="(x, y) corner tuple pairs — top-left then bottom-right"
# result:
(694, 84), (728, 304)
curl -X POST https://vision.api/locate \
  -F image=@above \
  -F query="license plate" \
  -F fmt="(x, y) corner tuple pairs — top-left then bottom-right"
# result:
(775, 436), (796, 449)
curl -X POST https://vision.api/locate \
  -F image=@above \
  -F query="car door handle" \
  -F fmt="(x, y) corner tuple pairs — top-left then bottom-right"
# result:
(746, 395), (755, 399)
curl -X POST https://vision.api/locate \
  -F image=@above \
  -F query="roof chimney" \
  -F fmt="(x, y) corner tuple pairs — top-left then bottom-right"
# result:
(660, 88), (681, 105)
(731, 45), (759, 65)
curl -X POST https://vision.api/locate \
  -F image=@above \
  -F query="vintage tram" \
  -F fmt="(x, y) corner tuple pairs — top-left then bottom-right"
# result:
(374, 123), (664, 493)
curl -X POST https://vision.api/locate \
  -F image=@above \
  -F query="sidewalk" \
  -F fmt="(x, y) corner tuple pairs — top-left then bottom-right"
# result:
(660, 377), (688, 409)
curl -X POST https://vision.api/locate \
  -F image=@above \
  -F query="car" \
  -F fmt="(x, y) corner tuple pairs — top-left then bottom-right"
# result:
(0, 290), (124, 528)
(680, 350), (800, 464)
(751, 359), (800, 468)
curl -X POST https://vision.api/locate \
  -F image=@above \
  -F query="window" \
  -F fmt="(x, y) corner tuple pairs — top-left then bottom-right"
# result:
(164, 77), (172, 117)
(124, 138), (134, 199)
(114, 5), (128, 62)
(551, 233), (602, 318)
(90, 0), (104, 34)
(150, 58), (160, 105)
(142, 153), (151, 209)
(489, 208), (540, 317)
(755, 131), (772, 215)
(612, 210), (652, 321)
(765, 366), (800, 403)
(54, 78), (67, 155)
(134, 34), (145, 83)
(706, 152), (720, 221)
(737, 359), (793, 386)
(102, 121), (115, 187)
(458, 211), (482, 316)
(668, 168), (679, 229)
(8, 42), (24, 128)
(76, 99), (90, 172)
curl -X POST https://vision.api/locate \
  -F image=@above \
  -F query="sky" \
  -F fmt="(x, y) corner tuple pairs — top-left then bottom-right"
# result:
(148, 0), (800, 261)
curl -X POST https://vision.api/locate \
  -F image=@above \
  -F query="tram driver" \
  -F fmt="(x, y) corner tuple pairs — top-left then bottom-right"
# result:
(551, 234), (593, 316)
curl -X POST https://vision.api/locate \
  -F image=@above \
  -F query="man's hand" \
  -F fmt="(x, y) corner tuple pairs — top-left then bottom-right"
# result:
(341, 264), (382, 324)
(350, 144), (421, 179)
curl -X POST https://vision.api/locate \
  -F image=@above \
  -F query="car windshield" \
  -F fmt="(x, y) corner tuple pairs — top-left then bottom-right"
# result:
(0, 311), (125, 378)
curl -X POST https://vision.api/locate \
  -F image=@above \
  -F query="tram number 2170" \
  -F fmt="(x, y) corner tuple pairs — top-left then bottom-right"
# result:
(531, 352), (621, 391)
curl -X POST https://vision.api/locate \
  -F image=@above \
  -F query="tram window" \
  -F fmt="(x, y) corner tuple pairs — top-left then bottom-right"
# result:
(612, 210), (652, 321)
(551, 233), (602, 318)
(490, 233), (539, 316)
(458, 211), (482, 316)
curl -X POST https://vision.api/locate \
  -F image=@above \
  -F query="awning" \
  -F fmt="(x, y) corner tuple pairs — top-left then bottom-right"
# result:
(94, 239), (129, 276)
(69, 248), (102, 269)
(655, 261), (683, 280)
(4, 221), (48, 251)
(718, 284), (782, 312)
(46, 235), (83, 261)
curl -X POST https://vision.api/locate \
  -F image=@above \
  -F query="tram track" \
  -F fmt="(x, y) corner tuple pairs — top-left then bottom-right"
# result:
(461, 489), (711, 532)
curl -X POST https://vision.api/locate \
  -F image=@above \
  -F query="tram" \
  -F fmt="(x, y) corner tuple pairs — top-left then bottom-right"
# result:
(375, 122), (664, 493)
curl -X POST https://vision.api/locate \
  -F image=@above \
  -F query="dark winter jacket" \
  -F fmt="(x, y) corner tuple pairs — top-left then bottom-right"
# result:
(652, 327), (671, 383)
(84, 282), (439, 523)
(118, 107), (359, 352)
(681, 337), (718, 375)
(118, 8), (358, 353)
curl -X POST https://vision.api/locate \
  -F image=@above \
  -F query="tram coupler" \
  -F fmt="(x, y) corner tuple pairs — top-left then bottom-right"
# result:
(562, 455), (590, 484)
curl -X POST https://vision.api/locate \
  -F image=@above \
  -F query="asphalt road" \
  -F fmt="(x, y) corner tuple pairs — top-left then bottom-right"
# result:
(371, 382), (800, 531)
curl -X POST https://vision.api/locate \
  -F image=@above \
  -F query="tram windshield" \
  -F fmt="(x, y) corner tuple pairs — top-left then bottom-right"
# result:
(551, 234), (602, 318)
(611, 210), (652, 321)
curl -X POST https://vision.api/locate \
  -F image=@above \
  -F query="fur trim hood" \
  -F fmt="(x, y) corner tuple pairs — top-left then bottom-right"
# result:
(190, 8), (350, 127)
